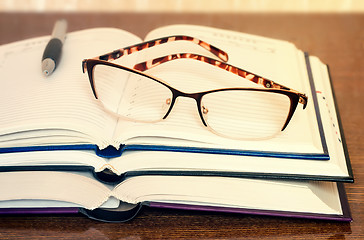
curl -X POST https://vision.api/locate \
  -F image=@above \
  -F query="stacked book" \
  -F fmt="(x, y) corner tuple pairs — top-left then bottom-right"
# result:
(0, 24), (353, 222)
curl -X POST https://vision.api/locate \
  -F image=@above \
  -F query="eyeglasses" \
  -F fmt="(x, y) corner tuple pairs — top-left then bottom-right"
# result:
(82, 36), (308, 140)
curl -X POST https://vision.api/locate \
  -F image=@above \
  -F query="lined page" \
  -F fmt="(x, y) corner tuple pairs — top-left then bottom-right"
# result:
(0, 28), (141, 149)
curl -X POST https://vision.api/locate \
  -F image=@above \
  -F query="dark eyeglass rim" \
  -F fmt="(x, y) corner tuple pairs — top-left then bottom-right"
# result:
(83, 59), (300, 131)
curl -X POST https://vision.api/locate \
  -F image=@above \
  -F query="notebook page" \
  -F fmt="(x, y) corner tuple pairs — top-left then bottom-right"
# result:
(0, 28), (141, 149)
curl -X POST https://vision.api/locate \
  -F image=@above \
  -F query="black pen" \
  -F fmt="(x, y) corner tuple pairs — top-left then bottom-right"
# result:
(41, 19), (68, 76)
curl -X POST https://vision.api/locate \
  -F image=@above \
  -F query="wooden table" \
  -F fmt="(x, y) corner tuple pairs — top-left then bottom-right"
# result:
(0, 12), (363, 239)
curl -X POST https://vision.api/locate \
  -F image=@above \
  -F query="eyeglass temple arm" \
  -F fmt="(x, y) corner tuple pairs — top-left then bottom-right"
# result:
(89, 35), (229, 63)
(133, 53), (308, 108)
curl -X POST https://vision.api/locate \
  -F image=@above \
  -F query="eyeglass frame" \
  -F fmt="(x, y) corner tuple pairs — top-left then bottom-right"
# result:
(82, 35), (308, 134)
(83, 59), (304, 133)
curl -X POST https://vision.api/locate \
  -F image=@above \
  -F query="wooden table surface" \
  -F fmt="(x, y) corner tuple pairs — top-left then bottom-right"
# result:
(0, 12), (363, 239)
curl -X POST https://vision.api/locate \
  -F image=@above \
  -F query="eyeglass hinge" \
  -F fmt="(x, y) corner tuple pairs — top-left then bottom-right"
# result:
(299, 94), (308, 109)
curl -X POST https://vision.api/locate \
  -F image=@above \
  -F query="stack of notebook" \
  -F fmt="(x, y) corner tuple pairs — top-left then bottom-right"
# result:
(0, 24), (353, 222)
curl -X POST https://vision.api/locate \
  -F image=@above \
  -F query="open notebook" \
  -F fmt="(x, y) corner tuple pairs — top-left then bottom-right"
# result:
(0, 171), (352, 222)
(0, 25), (353, 182)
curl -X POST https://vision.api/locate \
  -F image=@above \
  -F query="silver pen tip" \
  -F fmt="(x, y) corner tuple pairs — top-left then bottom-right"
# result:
(42, 58), (55, 76)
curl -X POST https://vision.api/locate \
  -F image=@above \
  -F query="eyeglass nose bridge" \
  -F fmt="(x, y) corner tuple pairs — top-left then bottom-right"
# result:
(162, 90), (208, 127)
